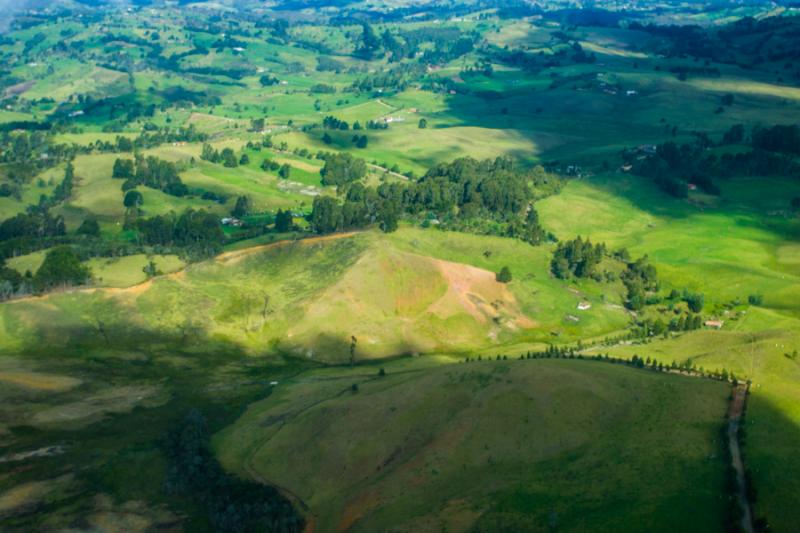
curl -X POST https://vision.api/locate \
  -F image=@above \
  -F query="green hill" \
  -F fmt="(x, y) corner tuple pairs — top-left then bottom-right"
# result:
(216, 358), (730, 532)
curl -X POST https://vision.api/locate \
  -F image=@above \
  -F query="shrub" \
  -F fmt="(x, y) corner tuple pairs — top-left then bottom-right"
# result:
(496, 266), (512, 283)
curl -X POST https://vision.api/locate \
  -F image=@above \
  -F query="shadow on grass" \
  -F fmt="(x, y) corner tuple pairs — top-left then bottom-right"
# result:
(276, 331), (430, 365)
(2, 322), (319, 530)
(740, 392), (800, 532)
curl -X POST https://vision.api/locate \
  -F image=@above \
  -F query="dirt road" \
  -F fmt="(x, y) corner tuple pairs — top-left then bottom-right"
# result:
(728, 384), (754, 533)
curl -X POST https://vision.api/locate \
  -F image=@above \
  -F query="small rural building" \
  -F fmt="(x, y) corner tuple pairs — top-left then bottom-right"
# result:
(577, 302), (592, 311)
(704, 319), (724, 329)
(221, 217), (243, 227)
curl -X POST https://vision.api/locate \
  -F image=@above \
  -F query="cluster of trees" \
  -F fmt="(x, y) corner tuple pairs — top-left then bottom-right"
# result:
(667, 288), (705, 313)
(669, 313), (704, 332)
(310, 83), (336, 94)
(354, 22), (382, 60)
(32, 161), (76, 213)
(621, 256), (659, 310)
(629, 314), (703, 338)
(126, 125), (207, 151)
(632, 124), (800, 198)
(52, 162), (75, 203)
(751, 124), (800, 155)
(200, 144), (241, 168)
(259, 74), (279, 86)
(351, 134), (369, 148)
(113, 155), (188, 197)
(549, 240), (668, 311)
(310, 185), (398, 235)
(509, 207), (547, 245)
(631, 141), (719, 198)
(550, 237), (606, 279)
(364, 120), (388, 131)
(486, 38), (597, 74)
(32, 246), (92, 291)
(405, 157), (534, 222)
(0, 211), (66, 258)
(0, 130), (76, 179)
(163, 410), (304, 533)
(320, 152), (367, 186)
(350, 63), (426, 93)
(322, 116), (350, 131)
(310, 157), (548, 242)
(259, 158), (291, 179)
(1, 244), (94, 299)
(633, 15), (800, 70)
(135, 209), (223, 257)
(65, 128), (205, 156)
(620, 256), (659, 311)
(345, 20), (475, 65)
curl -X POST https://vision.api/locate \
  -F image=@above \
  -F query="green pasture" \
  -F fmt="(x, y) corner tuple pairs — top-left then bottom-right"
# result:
(216, 357), (729, 532)
(537, 173), (800, 313)
(599, 307), (800, 532)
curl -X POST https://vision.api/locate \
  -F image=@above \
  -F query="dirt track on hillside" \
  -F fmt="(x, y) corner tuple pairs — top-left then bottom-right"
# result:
(5, 233), (360, 305)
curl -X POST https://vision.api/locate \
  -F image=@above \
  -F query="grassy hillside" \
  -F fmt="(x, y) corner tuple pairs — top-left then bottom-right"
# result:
(216, 357), (730, 532)
(537, 173), (800, 311)
(0, 228), (636, 360)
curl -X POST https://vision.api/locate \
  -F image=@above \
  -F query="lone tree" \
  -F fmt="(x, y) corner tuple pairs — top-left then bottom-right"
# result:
(496, 266), (512, 283)
(418, 118), (427, 129)
(143, 260), (161, 279)
(232, 195), (251, 218)
(274, 209), (293, 232)
(221, 148), (238, 168)
(350, 335), (358, 366)
(123, 190), (144, 209)
(278, 163), (292, 179)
